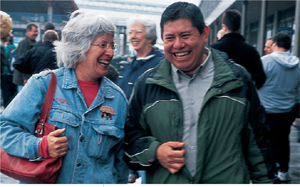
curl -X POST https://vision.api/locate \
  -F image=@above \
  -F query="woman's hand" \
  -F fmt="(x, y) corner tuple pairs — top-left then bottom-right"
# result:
(47, 128), (68, 158)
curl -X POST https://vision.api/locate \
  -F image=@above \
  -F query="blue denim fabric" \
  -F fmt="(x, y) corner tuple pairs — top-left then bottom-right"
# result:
(0, 67), (129, 184)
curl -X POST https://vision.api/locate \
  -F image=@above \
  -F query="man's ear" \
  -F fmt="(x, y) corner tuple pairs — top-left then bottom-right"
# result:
(222, 24), (228, 32)
(203, 26), (210, 37)
(42, 39), (44, 42)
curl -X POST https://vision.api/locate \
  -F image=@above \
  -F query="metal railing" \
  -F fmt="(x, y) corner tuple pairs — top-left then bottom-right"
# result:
(7, 12), (70, 23)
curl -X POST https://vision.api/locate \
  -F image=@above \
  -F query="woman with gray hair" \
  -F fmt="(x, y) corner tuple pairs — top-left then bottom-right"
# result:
(0, 10), (128, 184)
(116, 16), (164, 184)
(117, 16), (164, 100)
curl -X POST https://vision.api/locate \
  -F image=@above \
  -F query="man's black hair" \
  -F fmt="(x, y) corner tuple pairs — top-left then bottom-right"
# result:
(222, 9), (241, 32)
(273, 32), (291, 50)
(44, 22), (55, 31)
(27, 22), (38, 31)
(160, 2), (206, 37)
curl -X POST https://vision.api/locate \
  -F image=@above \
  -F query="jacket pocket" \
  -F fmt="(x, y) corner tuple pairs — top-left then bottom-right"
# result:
(87, 121), (124, 160)
(48, 108), (80, 150)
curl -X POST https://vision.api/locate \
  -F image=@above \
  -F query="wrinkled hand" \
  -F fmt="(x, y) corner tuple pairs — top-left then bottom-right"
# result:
(47, 128), (68, 158)
(156, 141), (185, 174)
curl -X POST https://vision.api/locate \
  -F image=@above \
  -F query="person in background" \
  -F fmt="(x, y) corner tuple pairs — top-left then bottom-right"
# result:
(264, 37), (273, 55)
(116, 16), (164, 184)
(117, 16), (164, 100)
(0, 10), (128, 184)
(216, 28), (225, 41)
(12, 22), (38, 92)
(35, 22), (55, 47)
(123, 2), (271, 184)
(258, 32), (300, 182)
(0, 11), (15, 109)
(106, 64), (119, 83)
(2, 34), (17, 108)
(13, 30), (59, 77)
(210, 9), (266, 89)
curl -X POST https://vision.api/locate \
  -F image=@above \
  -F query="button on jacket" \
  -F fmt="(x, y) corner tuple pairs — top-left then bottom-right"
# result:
(0, 67), (128, 184)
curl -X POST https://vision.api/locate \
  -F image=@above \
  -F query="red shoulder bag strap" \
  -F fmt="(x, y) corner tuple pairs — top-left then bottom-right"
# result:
(35, 71), (57, 136)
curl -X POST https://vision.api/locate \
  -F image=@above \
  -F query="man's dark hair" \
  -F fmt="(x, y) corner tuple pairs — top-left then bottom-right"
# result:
(27, 22), (38, 31)
(222, 9), (241, 32)
(272, 32), (291, 50)
(44, 22), (55, 31)
(160, 2), (206, 37)
(267, 36), (273, 41)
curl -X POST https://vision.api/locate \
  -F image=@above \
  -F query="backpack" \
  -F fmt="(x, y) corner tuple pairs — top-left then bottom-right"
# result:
(6, 45), (17, 74)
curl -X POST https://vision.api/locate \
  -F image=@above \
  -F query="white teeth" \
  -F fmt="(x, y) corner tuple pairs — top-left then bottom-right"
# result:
(175, 52), (189, 58)
(132, 41), (138, 44)
(98, 61), (109, 65)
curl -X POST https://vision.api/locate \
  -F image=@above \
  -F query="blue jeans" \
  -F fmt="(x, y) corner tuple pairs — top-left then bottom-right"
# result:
(129, 170), (146, 184)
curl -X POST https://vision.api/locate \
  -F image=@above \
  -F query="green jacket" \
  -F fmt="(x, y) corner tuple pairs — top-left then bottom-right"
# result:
(12, 35), (36, 85)
(124, 48), (272, 184)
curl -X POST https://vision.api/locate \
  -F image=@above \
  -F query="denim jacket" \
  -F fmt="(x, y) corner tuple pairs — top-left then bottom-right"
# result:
(0, 67), (129, 184)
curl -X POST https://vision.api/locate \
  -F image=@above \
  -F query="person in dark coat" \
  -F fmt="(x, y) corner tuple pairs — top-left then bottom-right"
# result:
(13, 30), (59, 77)
(35, 22), (55, 47)
(117, 16), (164, 101)
(210, 9), (266, 89)
(0, 11), (16, 108)
(12, 22), (38, 92)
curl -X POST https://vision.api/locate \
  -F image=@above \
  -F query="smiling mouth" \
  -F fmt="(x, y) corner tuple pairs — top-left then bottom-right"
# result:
(174, 52), (190, 58)
(98, 60), (110, 66)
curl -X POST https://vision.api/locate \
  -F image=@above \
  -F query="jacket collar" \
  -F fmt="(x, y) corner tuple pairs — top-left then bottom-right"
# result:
(219, 33), (245, 42)
(24, 35), (36, 45)
(43, 41), (54, 48)
(148, 47), (240, 89)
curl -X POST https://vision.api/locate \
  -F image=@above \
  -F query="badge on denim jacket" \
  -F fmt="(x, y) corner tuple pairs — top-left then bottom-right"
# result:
(100, 106), (116, 120)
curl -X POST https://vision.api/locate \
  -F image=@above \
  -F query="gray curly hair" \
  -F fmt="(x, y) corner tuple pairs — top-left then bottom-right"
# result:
(55, 10), (116, 68)
(126, 16), (157, 45)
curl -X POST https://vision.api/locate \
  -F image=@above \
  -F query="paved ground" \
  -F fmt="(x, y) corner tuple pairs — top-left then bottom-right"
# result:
(1, 124), (299, 184)
(286, 124), (300, 184)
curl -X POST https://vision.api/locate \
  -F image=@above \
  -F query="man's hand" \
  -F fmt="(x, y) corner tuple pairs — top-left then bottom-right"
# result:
(156, 141), (185, 174)
(47, 128), (68, 158)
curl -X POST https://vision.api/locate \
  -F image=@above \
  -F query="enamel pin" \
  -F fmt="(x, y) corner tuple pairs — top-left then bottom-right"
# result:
(100, 106), (116, 120)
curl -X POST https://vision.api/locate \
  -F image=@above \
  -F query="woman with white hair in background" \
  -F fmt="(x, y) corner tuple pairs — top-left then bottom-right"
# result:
(117, 16), (164, 100)
(116, 16), (164, 184)
(0, 10), (128, 183)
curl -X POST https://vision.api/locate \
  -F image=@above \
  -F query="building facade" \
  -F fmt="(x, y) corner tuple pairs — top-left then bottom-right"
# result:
(201, 0), (300, 57)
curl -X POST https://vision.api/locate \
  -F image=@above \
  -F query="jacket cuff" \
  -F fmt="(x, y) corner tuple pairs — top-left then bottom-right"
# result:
(38, 135), (50, 158)
(144, 140), (161, 165)
(28, 137), (44, 161)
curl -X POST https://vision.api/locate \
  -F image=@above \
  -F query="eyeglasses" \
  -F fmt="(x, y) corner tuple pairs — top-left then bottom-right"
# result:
(128, 29), (144, 35)
(91, 43), (118, 51)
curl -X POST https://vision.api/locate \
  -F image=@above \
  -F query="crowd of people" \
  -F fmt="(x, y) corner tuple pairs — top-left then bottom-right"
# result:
(0, 1), (299, 184)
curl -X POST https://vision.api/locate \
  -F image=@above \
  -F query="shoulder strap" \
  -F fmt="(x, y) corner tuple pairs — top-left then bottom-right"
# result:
(7, 45), (13, 51)
(35, 71), (57, 135)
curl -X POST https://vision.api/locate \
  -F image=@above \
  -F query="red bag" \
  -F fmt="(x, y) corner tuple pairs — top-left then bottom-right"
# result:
(0, 71), (62, 184)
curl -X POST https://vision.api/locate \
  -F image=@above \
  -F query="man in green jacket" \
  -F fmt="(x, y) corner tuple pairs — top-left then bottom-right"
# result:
(12, 22), (38, 92)
(124, 2), (272, 184)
